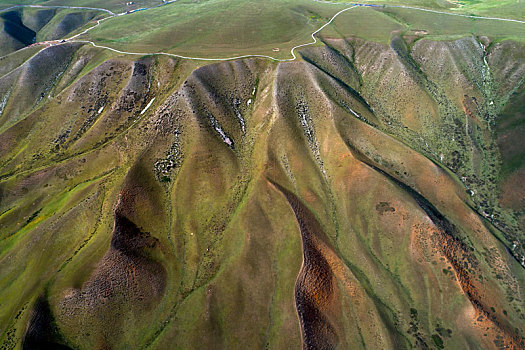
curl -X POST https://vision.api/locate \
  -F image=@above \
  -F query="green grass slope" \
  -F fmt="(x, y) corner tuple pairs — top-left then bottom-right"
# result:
(0, 31), (524, 349)
(0, 0), (524, 349)
(0, 0), (163, 13)
(328, 0), (525, 21)
(82, 0), (349, 59)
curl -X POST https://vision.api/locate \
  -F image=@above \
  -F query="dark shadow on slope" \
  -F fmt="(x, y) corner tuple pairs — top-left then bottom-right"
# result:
(1, 11), (36, 46)
(111, 210), (161, 258)
(319, 38), (363, 87)
(23, 296), (72, 350)
(299, 51), (373, 114)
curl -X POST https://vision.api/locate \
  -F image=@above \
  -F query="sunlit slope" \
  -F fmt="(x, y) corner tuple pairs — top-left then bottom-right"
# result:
(0, 32), (524, 349)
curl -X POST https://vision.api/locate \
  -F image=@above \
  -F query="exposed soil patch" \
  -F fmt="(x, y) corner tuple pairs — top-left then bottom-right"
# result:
(270, 180), (339, 350)
(56, 189), (166, 347)
(371, 163), (524, 348)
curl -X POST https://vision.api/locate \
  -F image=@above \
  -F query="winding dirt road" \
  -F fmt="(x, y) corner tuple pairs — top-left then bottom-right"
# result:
(4, 0), (525, 62)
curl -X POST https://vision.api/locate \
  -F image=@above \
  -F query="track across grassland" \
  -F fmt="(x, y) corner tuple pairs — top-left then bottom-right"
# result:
(6, 0), (525, 62)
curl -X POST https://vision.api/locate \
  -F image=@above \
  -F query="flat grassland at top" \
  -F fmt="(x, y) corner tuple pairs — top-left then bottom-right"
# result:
(77, 0), (525, 59)
(328, 0), (525, 21)
(83, 0), (352, 60)
(0, 0), (523, 59)
(0, 0), (162, 12)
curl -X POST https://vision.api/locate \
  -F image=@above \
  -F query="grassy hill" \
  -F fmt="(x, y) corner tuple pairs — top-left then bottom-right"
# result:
(0, 6), (107, 56)
(75, 0), (525, 59)
(0, 0), (524, 349)
(328, 0), (525, 21)
(0, 0), (163, 13)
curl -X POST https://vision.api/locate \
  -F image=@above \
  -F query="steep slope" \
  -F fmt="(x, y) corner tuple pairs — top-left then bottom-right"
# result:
(0, 35), (524, 350)
(0, 7), (104, 57)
